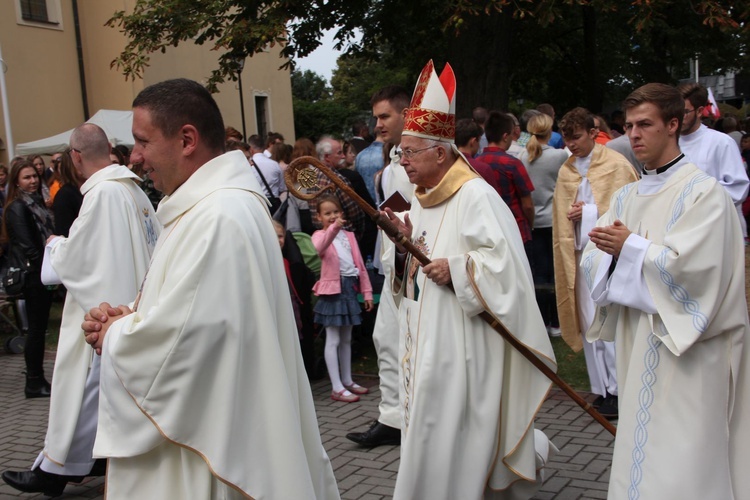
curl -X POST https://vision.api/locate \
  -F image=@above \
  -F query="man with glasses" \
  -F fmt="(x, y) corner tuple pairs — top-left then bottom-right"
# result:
(678, 82), (749, 237)
(317, 135), (378, 257)
(382, 60), (556, 500)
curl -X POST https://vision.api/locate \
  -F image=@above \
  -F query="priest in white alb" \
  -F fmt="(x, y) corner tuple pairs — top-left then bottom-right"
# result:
(384, 60), (557, 500)
(583, 83), (750, 499)
(1, 123), (159, 498)
(347, 85), (413, 448)
(82, 79), (339, 499)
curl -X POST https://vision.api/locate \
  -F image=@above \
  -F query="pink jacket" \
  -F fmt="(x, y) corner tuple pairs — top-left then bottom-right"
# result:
(312, 224), (373, 300)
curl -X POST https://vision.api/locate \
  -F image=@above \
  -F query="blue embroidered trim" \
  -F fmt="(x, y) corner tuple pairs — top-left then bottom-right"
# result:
(628, 334), (663, 500)
(655, 247), (708, 333)
(615, 184), (633, 218)
(665, 172), (711, 232)
(582, 250), (596, 291)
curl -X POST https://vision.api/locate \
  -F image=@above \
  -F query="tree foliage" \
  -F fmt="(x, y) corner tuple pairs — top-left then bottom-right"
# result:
(108, 0), (750, 114)
(330, 52), (411, 113)
(290, 69), (348, 140)
(291, 69), (331, 102)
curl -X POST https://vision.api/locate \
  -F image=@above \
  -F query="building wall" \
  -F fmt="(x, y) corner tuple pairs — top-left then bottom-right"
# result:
(77, 0), (144, 114)
(0, 0), (294, 165)
(144, 42), (295, 143)
(0, 0), (84, 164)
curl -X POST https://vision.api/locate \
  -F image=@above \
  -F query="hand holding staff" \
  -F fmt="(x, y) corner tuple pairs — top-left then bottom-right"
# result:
(285, 155), (617, 436)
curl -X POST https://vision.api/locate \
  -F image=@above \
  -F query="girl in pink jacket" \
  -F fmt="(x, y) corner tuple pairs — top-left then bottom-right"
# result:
(312, 195), (374, 402)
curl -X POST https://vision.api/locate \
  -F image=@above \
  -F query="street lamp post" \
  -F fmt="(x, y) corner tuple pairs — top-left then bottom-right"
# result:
(236, 57), (247, 141)
(0, 44), (14, 159)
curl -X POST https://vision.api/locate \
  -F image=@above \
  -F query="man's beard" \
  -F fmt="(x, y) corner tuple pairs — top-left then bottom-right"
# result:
(682, 114), (698, 134)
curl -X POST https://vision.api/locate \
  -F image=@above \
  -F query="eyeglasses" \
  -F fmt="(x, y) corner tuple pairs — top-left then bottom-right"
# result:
(51, 159), (61, 165)
(684, 108), (697, 116)
(397, 145), (439, 161)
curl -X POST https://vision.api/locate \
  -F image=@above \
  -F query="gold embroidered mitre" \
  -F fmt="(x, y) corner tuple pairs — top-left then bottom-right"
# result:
(402, 60), (456, 143)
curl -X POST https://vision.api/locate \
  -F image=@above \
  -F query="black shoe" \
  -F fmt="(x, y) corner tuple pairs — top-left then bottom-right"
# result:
(346, 421), (400, 447)
(591, 394), (605, 409)
(598, 394), (618, 420)
(1, 468), (82, 497)
(24, 376), (52, 399)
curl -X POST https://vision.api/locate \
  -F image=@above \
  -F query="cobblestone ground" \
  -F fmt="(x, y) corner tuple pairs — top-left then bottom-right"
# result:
(0, 352), (613, 499)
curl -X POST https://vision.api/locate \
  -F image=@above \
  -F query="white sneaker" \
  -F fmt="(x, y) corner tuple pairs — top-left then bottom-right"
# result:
(547, 326), (561, 337)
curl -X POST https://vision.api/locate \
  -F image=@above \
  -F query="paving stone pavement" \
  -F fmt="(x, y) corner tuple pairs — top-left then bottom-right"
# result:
(0, 351), (614, 499)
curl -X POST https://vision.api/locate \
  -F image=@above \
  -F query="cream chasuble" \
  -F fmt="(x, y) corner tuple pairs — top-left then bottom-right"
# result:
(94, 151), (339, 499)
(42, 165), (159, 471)
(392, 160), (556, 500)
(582, 162), (750, 500)
(552, 144), (638, 351)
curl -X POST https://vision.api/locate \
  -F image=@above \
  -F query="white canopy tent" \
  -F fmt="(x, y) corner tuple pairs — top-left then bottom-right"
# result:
(14, 109), (134, 156)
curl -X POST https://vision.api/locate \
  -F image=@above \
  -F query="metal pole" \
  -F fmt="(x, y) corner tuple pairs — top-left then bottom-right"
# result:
(72, 0), (90, 120)
(0, 44), (15, 159)
(238, 70), (247, 141)
(695, 56), (700, 82)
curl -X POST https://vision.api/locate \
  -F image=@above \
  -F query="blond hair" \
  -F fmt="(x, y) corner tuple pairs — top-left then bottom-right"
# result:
(525, 113), (553, 163)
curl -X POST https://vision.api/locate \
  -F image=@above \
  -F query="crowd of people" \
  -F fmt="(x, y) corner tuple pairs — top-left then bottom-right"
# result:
(0, 70), (748, 499)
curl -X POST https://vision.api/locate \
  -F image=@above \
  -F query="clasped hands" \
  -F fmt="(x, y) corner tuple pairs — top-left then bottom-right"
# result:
(81, 302), (133, 355)
(589, 220), (631, 258)
(382, 208), (451, 287)
(567, 201), (585, 222)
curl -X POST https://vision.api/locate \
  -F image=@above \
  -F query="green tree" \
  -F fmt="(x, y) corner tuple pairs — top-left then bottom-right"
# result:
(107, 0), (749, 113)
(291, 69), (331, 102)
(290, 69), (348, 140)
(330, 52), (411, 113)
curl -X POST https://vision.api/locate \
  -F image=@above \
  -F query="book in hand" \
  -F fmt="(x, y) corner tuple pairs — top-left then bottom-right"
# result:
(378, 191), (411, 213)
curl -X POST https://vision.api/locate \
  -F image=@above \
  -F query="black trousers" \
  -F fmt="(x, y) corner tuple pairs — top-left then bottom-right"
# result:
(23, 284), (53, 377)
(529, 227), (559, 328)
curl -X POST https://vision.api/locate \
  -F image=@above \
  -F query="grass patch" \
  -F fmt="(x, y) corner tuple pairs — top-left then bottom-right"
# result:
(550, 336), (590, 391)
(46, 299), (63, 347)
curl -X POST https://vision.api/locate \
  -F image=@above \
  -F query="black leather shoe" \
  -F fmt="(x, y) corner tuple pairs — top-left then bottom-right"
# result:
(24, 376), (52, 399)
(346, 421), (400, 447)
(24, 385), (51, 399)
(598, 394), (618, 420)
(1, 468), (82, 497)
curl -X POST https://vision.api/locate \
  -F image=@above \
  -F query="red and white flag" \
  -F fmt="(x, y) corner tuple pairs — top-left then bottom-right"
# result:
(702, 87), (721, 119)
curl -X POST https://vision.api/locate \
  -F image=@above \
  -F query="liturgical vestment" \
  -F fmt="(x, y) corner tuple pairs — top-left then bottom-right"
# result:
(392, 160), (556, 500)
(552, 143), (637, 352)
(41, 165), (159, 474)
(94, 151), (340, 499)
(582, 160), (750, 499)
(372, 146), (414, 429)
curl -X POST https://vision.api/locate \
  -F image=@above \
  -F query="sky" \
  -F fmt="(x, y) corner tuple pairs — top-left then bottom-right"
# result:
(293, 28), (356, 83)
